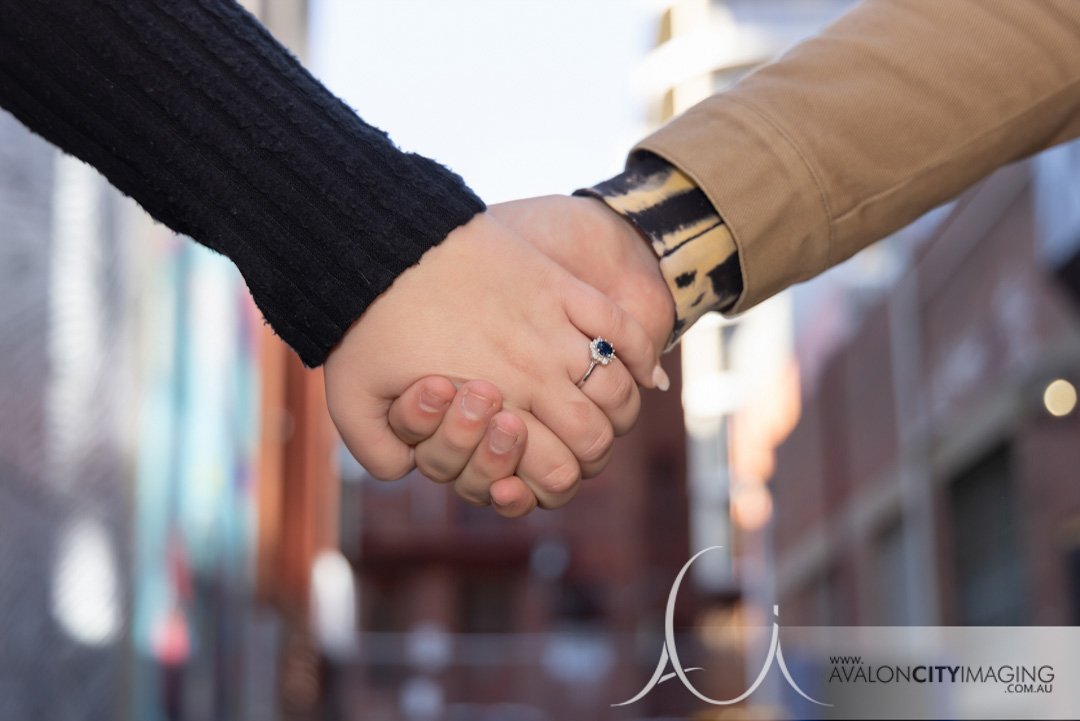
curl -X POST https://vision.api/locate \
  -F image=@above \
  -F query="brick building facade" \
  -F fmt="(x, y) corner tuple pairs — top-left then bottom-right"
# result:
(770, 155), (1080, 629)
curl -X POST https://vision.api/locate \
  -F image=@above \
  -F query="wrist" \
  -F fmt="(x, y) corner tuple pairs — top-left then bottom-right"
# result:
(574, 196), (675, 349)
(576, 152), (742, 347)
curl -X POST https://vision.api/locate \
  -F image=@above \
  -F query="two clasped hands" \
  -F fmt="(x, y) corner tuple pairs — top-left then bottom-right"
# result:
(4, 0), (1074, 522)
(325, 194), (676, 518)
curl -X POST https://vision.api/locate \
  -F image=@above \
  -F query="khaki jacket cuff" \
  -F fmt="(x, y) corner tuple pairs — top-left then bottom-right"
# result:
(635, 95), (832, 314)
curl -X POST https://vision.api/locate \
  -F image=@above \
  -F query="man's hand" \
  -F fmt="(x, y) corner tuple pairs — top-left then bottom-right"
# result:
(386, 196), (676, 516)
(490, 195), (675, 353)
(324, 211), (662, 510)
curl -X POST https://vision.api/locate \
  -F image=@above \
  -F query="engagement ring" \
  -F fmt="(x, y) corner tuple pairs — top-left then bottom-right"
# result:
(577, 337), (616, 387)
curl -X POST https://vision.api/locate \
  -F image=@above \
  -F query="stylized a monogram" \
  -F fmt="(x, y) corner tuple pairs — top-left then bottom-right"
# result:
(613, 546), (831, 708)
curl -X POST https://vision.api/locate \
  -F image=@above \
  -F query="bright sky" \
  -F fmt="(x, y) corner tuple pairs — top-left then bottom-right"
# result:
(309, 0), (660, 203)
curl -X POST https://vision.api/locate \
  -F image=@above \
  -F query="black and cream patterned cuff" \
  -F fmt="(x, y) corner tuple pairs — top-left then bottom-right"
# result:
(575, 152), (742, 347)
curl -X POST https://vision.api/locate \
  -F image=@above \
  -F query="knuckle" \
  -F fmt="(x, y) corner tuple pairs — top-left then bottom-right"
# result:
(611, 370), (635, 408)
(416, 453), (458, 484)
(390, 422), (426, 445)
(611, 385), (641, 437)
(565, 397), (594, 429)
(614, 405), (641, 438)
(441, 432), (479, 457)
(645, 337), (658, 361)
(454, 483), (491, 507)
(497, 502), (533, 519)
(604, 302), (623, 341)
(540, 459), (581, 497)
(578, 421), (614, 465)
(536, 263), (562, 295)
(580, 446), (614, 479)
(364, 457), (410, 482)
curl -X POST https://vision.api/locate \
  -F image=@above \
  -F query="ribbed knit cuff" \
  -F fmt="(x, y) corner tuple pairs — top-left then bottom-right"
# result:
(0, 0), (486, 366)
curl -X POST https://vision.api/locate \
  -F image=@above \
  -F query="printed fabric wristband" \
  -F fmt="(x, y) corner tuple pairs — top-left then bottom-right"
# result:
(574, 152), (742, 348)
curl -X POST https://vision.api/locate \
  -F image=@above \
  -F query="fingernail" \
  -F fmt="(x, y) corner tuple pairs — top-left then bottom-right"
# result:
(653, 365), (671, 392)
(461, 390), (494, 420)
(488, 424), (519, 454)
(420, 389), (451, 413)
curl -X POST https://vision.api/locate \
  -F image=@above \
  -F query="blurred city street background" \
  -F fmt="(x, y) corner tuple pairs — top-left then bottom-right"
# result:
(1, 1), (1078, 720)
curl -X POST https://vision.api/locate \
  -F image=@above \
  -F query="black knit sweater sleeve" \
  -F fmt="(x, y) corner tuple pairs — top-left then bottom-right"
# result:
(0, 0), (485, 366)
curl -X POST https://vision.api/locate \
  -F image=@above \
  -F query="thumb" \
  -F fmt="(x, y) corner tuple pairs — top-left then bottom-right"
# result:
(328, 389), (415, 481)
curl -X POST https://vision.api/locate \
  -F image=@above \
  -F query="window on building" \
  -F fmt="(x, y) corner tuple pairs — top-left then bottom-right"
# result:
(948, 444), (1027, 625)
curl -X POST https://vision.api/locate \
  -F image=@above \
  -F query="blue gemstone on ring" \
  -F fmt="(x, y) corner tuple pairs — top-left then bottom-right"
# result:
(590, 338), (616, 366)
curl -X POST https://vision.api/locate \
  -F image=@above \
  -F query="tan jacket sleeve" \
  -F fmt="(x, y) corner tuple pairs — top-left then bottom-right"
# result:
(636, 0), (1080, 313)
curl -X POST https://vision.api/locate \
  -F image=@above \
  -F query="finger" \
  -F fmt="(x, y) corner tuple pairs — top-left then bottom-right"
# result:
(489, 476), (538, 518)
(561, 277), (661, 388)
(530, 377), (616, 479)
(414, 380), (501, 484)
(328, 391), (414, 481)
(514, 411), (582, 509)
(388, 376), (457, 445)
(520, 326), (622, 477)
(570, 351), (641, 436)
(453, 410), (528, 506)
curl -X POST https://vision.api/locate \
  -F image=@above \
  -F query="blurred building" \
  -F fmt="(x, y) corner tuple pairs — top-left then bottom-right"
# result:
(0, 2), (337, 721)
(770, 151), (1080, 630)
(0, 93), (134, 721)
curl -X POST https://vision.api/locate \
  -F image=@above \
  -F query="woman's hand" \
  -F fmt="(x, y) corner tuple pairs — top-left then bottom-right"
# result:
(324, 212), (661, 510)
(383, 196), (677, 517)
